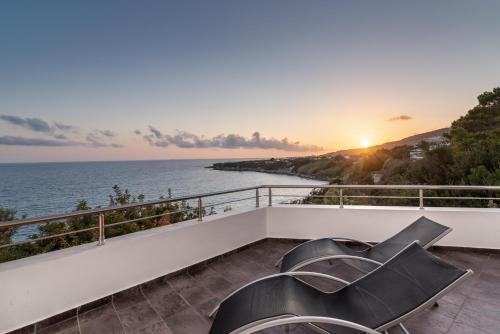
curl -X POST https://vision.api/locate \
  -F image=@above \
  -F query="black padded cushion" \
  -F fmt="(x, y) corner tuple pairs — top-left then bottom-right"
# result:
(280, 216), (450, 273)
(209, 243), (467, 334)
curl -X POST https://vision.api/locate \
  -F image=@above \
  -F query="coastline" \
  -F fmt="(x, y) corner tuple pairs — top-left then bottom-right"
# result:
(207, 165), (330, 182)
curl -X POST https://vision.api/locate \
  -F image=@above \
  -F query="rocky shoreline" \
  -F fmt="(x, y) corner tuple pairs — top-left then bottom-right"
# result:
(207, 164), (329, 181)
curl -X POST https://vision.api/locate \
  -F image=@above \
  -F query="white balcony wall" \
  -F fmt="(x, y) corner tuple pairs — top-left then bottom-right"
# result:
(267, 205), (500, 249)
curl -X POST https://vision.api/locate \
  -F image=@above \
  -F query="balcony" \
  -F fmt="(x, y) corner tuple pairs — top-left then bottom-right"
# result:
(1, 185), (499, 334)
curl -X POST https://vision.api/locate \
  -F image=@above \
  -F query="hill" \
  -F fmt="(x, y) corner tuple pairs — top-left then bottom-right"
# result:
(323, 127), (450, 157)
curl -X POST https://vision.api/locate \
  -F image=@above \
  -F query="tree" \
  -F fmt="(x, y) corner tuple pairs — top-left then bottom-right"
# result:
(477, 87), (500, 107)
(0, 208), (18, 262)
(450, 87), (500, 184)
(0, 208), (16, 245)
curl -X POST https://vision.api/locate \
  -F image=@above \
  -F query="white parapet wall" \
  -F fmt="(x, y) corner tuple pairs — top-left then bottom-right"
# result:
(267, 205), (500, 249)
(0, 208), (267, 334)
(1, 204), (500, 333)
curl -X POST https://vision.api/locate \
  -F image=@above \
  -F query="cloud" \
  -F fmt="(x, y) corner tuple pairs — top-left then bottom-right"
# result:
(98, 129), (116, 137)
(0, 134), (123, 148)
(389, 115), (413, 121)
(0, 115), (78, 139)
(54, 122), (77, 131)
(53, 134), (68, 140)
(149, 126), (163, 139)
(0, 136), (82, 147)
(0, 115), (122, 148)
(85, 129), (122, 147)
(138, 127), (322, 152)
(0, 115), (52, 133)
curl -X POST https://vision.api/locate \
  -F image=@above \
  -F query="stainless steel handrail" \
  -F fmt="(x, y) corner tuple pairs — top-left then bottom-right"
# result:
(1, 184), (499, 227)
(0, 184), (498, 249)
(263, 184), (500, 209)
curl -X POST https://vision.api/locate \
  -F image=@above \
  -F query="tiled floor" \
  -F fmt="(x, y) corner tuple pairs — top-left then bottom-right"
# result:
(28, 240), (500, 334)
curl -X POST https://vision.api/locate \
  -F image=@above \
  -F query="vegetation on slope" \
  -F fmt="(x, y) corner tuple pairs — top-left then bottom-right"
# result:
(0, 186), (202, 263)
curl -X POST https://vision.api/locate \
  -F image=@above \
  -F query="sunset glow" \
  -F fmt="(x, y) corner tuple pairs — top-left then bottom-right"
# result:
(361, 138), (371, 148)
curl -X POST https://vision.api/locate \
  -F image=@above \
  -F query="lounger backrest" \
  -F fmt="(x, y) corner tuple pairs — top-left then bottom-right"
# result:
(328, 242), (468, 330)
(379, 216), (450, 248)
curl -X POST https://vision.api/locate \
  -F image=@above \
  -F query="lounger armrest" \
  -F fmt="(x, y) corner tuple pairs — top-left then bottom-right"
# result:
(236, 315), (381, 334)
(209, 272), (349, 318)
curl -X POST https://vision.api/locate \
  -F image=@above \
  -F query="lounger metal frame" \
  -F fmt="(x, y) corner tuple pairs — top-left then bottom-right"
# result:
(211, 241), (473, 334)
(234, 316), (413, 334)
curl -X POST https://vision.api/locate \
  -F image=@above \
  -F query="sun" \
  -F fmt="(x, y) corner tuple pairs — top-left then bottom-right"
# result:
(361, 138), (370, 148)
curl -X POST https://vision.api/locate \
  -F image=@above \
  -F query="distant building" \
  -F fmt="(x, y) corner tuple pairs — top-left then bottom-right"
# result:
(425, 136), (450, 150)
(372, 172), (383, 184)
(410, 148), (424, 160)
(409, 135), (449, 160)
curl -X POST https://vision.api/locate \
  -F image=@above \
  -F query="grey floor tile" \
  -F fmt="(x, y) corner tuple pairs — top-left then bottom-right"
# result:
(178, 284), (214, 305)
(454, 307), (500, 334)
(78, 304), (125, 334)
(143, 283), (190, 319)
(129, 320), (172, 334)
(447, 322), (490, 334)
(167, 273), (198, 292)
(36, 317), (79, 334)
(192, 296), (221, 318)
(164, 307), (210, 334)
(114, 299), (163, 333)
(396, 308), (454, 333)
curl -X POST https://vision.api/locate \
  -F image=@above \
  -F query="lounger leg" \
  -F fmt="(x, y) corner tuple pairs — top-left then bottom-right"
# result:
(399, 323), (411, 334)
(274, 257), (283, 267)
(433, 301), (439, 307)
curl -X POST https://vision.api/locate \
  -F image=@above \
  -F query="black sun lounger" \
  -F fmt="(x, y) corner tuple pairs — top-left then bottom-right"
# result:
(209, 242), (472, 334)
(277, 216), (451, 273)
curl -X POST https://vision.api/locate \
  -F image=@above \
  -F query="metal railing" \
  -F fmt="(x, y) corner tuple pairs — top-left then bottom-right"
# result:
(0, 184), (499, 250)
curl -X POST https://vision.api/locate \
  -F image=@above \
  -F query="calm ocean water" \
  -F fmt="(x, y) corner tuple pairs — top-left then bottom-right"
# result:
(0, 159), (325, 240)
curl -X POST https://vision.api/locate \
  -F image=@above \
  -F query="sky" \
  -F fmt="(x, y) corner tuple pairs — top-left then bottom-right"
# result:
(1, 0), (500, 163)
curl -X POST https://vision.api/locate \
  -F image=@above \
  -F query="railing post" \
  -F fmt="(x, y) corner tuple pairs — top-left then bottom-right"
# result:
(339, 189), (344, 208)
(419, 188), (424, 209)
(98, 213), (105, 246)
(268, 188), (272, 207)
(256, 188), (260, 208)
(198, 197), (203, 221)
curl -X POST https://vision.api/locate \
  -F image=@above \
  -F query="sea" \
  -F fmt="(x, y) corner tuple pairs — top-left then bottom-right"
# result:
(0, 159), (325, 240)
